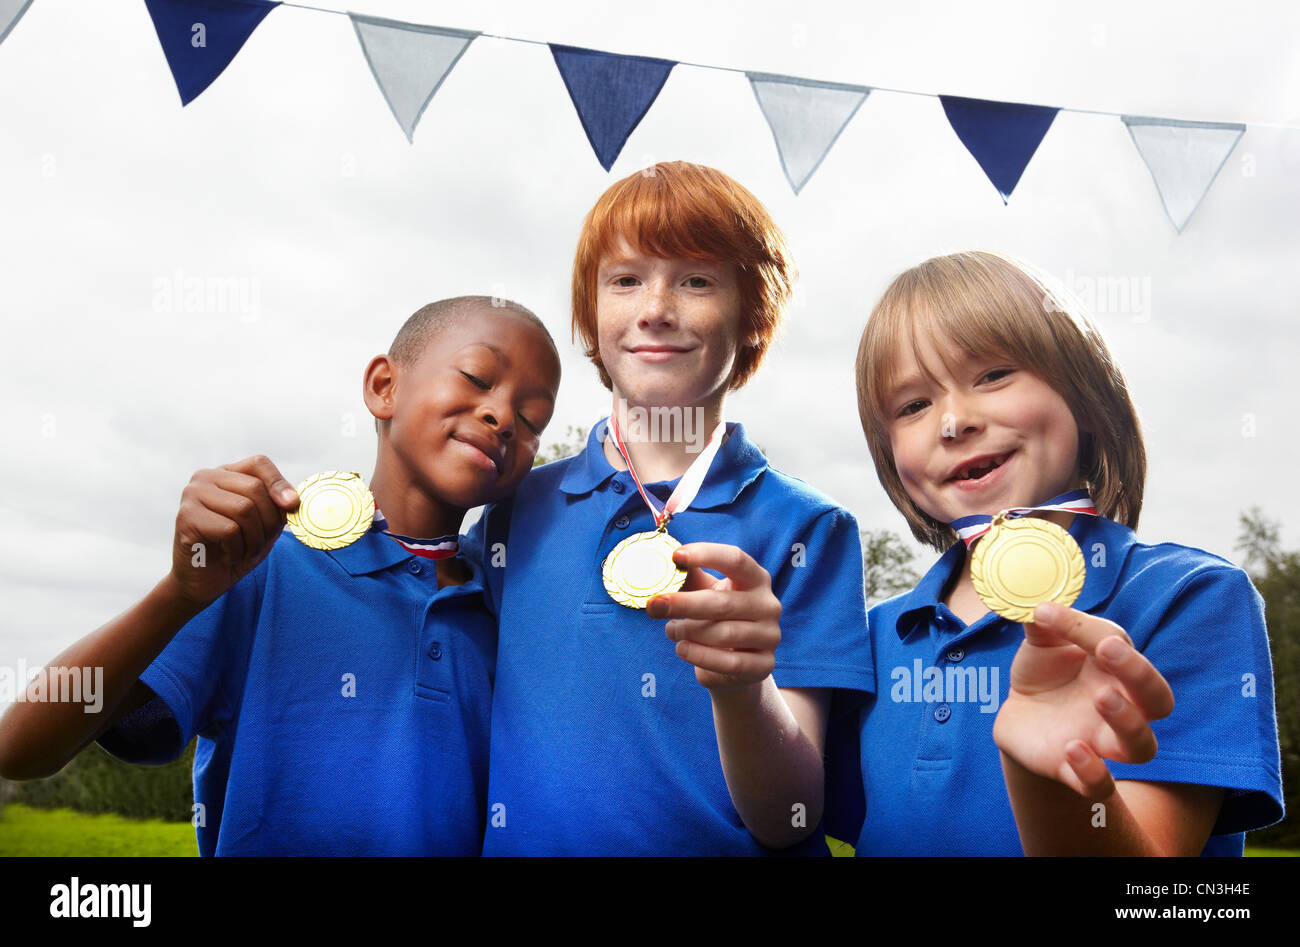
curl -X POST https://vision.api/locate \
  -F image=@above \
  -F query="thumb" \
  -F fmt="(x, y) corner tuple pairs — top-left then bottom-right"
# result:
(1022, 614), (1070, 648)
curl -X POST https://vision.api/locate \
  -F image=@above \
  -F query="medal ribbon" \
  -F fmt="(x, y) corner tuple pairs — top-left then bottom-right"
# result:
(608, 415), (728, 530)
(950, 488), (1097, 550)
(372, 510), (460, 559)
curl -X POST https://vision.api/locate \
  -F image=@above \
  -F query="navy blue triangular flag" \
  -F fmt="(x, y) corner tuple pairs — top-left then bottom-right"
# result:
(939, 95), (1059, 203)
(550, 44), (675, 171)
(144, 0), (279, 106)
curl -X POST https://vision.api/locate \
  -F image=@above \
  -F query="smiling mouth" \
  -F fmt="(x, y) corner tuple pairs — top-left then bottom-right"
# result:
(950, 452), (1012, 482)
(452, 436), (502, 475)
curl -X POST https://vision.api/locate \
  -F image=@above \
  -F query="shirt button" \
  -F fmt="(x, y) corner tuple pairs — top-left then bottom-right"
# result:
(946, 648), (965, 662)
(407, 559), (423, 575)
(614, 515), (630, 529)
(934, 703), (951, 723)
(611, 480), (626, 494)
(427, 641), (442, 660)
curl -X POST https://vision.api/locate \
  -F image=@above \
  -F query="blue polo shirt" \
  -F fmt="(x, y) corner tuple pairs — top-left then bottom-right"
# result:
(467, 419), (873, 855)
(841, 514), (1283, 856)
(99, 528), (496, 856)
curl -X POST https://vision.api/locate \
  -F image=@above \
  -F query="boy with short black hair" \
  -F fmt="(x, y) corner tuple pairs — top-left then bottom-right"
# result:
(0, 296), (561, 855)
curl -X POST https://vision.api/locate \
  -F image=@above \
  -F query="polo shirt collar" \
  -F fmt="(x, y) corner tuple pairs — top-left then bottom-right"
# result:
(324, 527), (487, 597)
(891, 513), (1138, 640)
(558, 416), (768, 509)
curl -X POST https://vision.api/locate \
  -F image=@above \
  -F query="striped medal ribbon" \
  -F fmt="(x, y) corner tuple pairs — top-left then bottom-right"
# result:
(372, 510), (459, 559)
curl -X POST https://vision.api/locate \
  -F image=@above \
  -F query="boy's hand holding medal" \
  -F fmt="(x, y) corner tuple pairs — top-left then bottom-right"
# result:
(647, 543), (782, 691)
(169, 454), (300, 607)
(992, 603), (1174, 800)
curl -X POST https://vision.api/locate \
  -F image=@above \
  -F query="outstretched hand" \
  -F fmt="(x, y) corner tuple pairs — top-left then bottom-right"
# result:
(992, 601), (1174, 800)
(646, 542), (781, 691)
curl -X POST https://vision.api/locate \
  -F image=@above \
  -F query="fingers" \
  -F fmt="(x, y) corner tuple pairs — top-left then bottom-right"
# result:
(1093, 687), (1159, 763)
(183, 501), (247, 564)
(672, 637), (775, 682)
(1033, 602), (1174, 721)
(1096, 636), (1175, 721)
(648, 583), (780, 623)
(225, 454), (299, 510)
(665, 617), (780, 652)
(179, 457), (293, 568)
(1062, 740), (1116, 801)
(679, 565), (718, 594)
(1032, 602), (1132, 650)
(672, 543), (772, 591)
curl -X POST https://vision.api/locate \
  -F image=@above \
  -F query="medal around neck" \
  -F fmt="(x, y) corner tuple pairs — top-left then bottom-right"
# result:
(286, 471), (375, 551)
(600, 414), (727, 609)
(602, 528), (687, 609)
(969, 514), (1086, 623)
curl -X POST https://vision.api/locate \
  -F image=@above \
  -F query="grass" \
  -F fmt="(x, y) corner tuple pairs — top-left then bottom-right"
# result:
(0, 804), (197, 856)
(0, 805), (1293, 858)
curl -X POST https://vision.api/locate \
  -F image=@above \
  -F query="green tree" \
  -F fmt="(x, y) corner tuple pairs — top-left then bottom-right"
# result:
(533, 425), (588, 467)
(12, 740), (196, 823)
(1236, 508), (1300, 847)
(862, 529), (921, 607)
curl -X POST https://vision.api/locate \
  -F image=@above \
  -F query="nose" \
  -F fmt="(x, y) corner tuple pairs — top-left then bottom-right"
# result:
(477, 392), (514, 440)
(638, 278), (676, 329)
(938, 392), (982, 441)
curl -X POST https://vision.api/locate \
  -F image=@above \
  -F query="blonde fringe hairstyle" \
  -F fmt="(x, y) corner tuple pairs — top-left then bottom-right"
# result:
(855, 251), (1146, 552)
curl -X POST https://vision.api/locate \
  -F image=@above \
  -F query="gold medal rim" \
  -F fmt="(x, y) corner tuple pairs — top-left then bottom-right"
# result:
(286, 471), (375, 551)
(970, 516), (1086, 623)
(602, 530), (687, 609)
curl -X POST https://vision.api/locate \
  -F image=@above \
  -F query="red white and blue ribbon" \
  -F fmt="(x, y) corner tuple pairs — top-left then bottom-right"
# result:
(950, 488), (1096, 550)
(372, 510), (459, 559)
(607, 414), (727, 530)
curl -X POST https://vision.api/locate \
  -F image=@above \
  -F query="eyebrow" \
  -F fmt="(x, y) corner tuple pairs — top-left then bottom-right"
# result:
(883, 371), (924, 401)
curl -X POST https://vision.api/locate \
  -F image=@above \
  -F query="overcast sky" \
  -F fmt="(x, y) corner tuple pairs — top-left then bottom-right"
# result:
(1, 0), (1297, 676)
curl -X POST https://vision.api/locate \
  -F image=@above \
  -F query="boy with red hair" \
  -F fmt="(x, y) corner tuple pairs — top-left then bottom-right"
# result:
(470, 162), (870, 855)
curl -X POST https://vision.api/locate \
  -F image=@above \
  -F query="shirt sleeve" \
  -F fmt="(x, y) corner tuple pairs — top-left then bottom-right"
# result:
(1108, 564), (1284, 836)
(770, 506), (873, 695)
(97, 565), (264, 765)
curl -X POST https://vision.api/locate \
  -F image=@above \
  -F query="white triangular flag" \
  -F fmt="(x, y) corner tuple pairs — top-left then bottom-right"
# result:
(0, 0), (34, 47)
(1122, 116), (1245, 232)
(747, 73), (870, 193)
(350, 13), (479, 143)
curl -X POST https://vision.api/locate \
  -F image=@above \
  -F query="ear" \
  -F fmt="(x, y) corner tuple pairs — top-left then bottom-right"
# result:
(363, 355), (397, 423)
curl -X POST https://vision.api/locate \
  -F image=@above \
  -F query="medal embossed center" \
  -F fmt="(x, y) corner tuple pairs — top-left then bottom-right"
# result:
(953, 489), (1097, 623)
(601, 415), (727, 610)
(287, 471), (375, 550)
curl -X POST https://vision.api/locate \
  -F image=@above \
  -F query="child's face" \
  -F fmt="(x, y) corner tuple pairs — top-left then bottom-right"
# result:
(385, 307), (560, 509)
(884, 329), (1083, 525)
(595, 239), (744, 411)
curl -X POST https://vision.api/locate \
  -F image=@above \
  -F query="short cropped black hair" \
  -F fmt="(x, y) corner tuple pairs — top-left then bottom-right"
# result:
(388, 295), (557, 367)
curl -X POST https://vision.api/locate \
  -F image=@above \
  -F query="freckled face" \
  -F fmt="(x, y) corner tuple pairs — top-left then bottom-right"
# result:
(595, 240), (744, 411)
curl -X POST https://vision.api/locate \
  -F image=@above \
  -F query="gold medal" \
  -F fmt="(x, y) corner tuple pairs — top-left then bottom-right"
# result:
(970, 514), (1086, 623)
(286, 471), (375, 551)
(602, 529), (687, 609)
